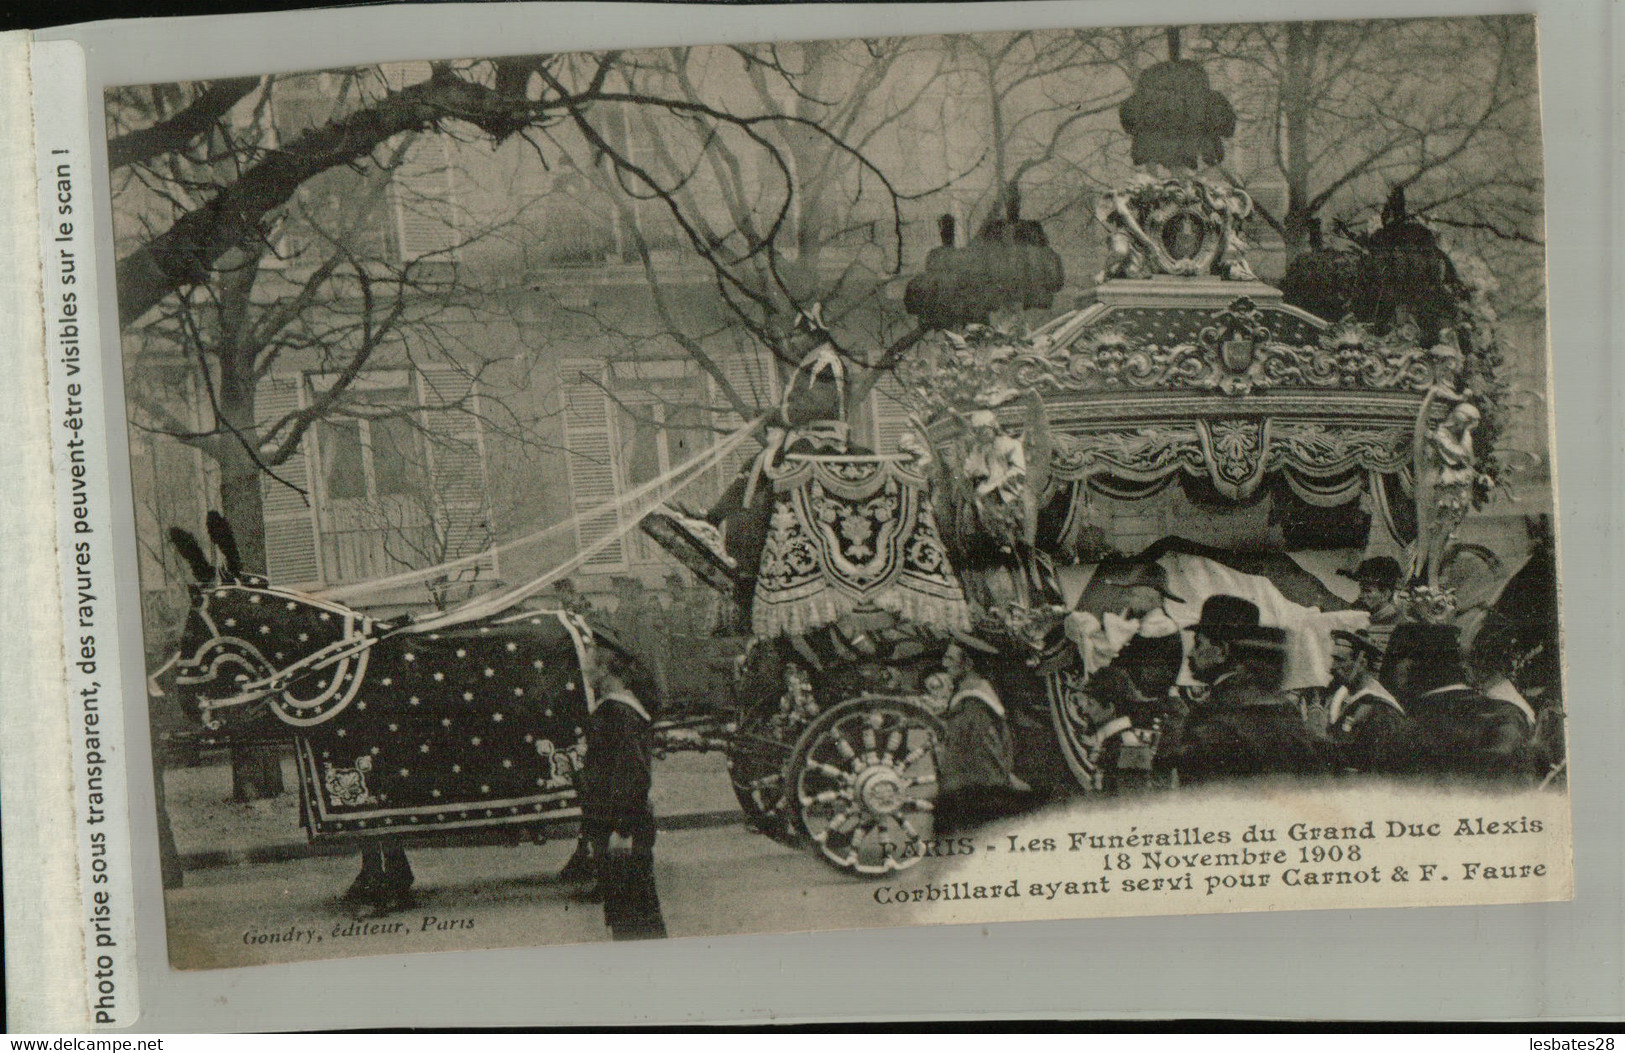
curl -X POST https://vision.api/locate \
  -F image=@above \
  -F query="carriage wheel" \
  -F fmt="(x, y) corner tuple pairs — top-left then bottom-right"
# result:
(725, 706), (800, 847)
(788, 697), (944, 878)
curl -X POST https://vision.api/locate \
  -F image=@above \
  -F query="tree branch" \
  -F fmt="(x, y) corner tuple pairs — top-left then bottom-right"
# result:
(108, 77), (263, 170)
(114, 64), (585, 326)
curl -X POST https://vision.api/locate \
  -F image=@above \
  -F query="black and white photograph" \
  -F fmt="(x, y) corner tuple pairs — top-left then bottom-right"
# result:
(102, 15), (1572, 970)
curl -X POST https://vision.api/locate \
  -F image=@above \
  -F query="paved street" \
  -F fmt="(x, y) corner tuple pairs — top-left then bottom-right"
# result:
(165, 819), (916, 969)
(164, 750), (740, 863)
(161, 747), (937, 968)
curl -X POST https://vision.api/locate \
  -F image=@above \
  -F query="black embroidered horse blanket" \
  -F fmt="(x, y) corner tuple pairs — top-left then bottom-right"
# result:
(287, 611), (596, 840)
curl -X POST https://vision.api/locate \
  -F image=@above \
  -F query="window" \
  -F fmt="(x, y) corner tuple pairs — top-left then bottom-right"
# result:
(561, 359), (713, 571)
(315, 382), (424, 504)
(611, 363), (712, 564)
(308, 371), (438, 585)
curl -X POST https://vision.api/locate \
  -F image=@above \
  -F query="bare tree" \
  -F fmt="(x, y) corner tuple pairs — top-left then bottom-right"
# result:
(531, 31), (1159, 421)
(119, 131), (531, 575)
(109, 55), (910, 332)
(942, 28), (1156, 217)
(113, 78), (549, 796)
(1201, 18), (1541, 269)
(522, 39), (930, 421)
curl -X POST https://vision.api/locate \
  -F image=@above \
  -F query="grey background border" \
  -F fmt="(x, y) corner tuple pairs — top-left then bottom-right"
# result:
(38, 0), (1622, 1027)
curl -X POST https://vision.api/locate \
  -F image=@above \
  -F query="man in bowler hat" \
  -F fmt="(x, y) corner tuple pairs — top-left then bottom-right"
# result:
(1175, 596), (1328, 784)
(1380, 622), (1533, 781)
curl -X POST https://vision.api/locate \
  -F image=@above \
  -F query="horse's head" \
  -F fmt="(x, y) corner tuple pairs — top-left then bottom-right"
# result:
(168, 520), (377, 729)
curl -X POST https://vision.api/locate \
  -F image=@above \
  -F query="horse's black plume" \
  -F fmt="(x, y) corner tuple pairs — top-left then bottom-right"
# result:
(206, 511), (242, 581)
(169, 528), (216, 584)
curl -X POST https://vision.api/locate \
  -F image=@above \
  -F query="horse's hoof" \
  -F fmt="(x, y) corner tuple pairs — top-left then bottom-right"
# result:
(358, 899), (401, 919)
(340, 881), (377, 905)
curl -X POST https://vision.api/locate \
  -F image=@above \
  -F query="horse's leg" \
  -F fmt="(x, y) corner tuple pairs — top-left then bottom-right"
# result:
(375, 844), (415, 910)
(557, 835), (597, 884)
(382, 845), (414, 890)
(343, 842), (383, 903)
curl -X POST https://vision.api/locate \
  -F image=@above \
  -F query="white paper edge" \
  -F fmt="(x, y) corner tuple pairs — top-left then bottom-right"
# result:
(0, 30), (92, 1034)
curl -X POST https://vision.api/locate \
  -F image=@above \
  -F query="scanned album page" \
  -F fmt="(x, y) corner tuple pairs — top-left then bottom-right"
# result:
(13, 2), (1600, 1028)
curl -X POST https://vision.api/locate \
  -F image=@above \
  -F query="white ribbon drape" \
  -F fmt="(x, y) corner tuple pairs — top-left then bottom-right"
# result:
(405, 415), (765, 633)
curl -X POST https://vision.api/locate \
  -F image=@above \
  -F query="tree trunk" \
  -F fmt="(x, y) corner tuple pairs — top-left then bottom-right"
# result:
(216, 372), (287, 799)
(218, 450), (269, 578)
(1278, 23), (1316, 269)
(1281, 203), (1315, 267)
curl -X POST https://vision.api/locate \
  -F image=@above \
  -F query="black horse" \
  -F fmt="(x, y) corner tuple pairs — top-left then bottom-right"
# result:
(165, 515), (655, 913)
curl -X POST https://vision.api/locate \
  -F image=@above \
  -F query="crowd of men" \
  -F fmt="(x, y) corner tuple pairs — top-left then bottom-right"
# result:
(933, 556), (1549, 832)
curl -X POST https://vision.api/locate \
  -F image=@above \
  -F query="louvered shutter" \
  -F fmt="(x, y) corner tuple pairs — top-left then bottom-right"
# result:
(560, 360), (626, 571)
(390, 135), (459, 261)
(867, 370), (916, 455)
(375, 64), (461, 262)
(257, 376), (320, 585)
(418, 364), (496, 575)
(376, 64), (460, 261)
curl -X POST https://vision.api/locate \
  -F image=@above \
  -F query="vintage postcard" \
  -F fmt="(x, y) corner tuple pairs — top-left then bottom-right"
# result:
(78, 12), (1570, 981)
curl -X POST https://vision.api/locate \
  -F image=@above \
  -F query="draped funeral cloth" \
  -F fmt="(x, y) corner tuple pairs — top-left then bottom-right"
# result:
(1062, 553), (1369, 692)
(751, 457), (972, 639)
(1157, 552), (1369, 690)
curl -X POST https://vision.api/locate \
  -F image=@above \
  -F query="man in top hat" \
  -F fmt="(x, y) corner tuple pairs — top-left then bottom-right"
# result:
(1339, 557), (1405, 626)
(1325, 629), (1414, 774)
(933, 639), (1037, 833)
(1380, 622), (1533, 782)
(1174, 595), (1329, 785)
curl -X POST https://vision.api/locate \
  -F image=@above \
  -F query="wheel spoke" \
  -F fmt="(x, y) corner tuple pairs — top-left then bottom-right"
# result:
(816, 809), (855, 837)
(808, 760), (851, 782)
(831, 733), (859, 767)
(899, 743), (933, 768)
(901, 796), (934, 812)
(825, 809), (864, 832)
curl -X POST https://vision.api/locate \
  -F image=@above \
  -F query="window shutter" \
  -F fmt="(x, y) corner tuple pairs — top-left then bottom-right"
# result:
(418, 364), (496, 576)
(560, 360), (626, 571)
(257, 376), (320, 585)
(376, 63), (459, 263)
(390, 135), (459, 261)
(867, 370), (916, 455)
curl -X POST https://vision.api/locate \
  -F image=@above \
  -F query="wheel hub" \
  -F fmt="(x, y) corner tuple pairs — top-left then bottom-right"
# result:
(854, 764), (906, 815)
